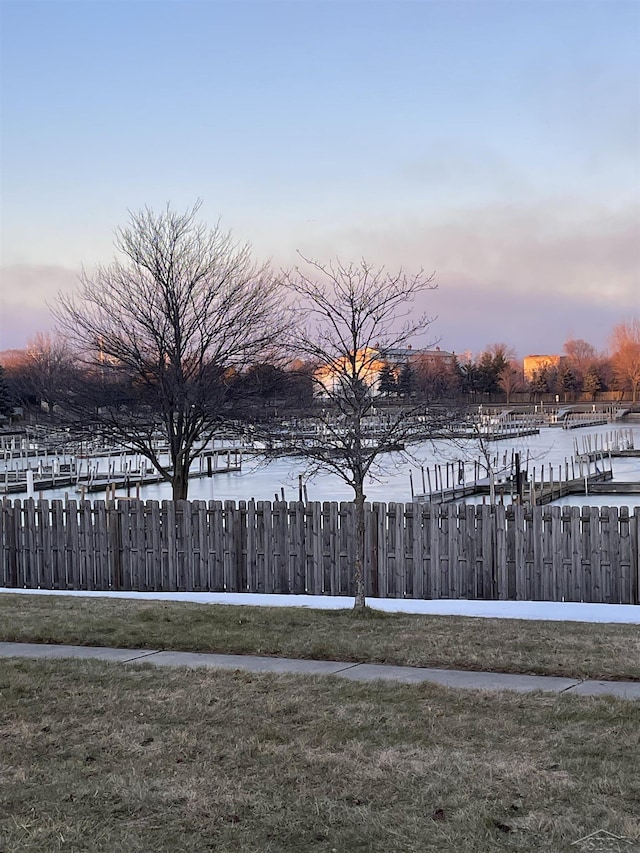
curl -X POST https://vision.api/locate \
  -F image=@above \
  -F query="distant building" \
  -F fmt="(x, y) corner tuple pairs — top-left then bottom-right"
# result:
(314, 346), (457, 397)
(523, 354), (565, 380)
(313, 347), (387, 396)
(408, 347), (456, 369)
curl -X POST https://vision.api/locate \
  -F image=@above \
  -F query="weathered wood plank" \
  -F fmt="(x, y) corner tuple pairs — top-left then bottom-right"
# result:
(619, 506), (631, 604)
(375, 502), (387, 598)
(37, 499), (52, 589)
(311, 501), (323, 595)
(146, 501), (161, 591)
(23, 499), (36, 590)
(495, 505), (507, 600)
(632, 508), (640, 605)
(66, 501), (79, 590)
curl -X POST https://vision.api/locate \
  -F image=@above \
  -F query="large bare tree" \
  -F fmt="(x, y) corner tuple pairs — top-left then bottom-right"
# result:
(497, 359), (523, 404)
(562, 336), (598, 385)
(55, 202), (288, 499)
(611, 319), (640, 403)
(12, 333), (78, 415)
(268, 255), (443, 608)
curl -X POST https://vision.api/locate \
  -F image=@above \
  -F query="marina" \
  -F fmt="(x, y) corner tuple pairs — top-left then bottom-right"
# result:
(1, 419), (639, 509)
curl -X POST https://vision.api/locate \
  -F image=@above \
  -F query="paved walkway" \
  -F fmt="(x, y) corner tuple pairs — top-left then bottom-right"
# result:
(1, 642), (639, 699)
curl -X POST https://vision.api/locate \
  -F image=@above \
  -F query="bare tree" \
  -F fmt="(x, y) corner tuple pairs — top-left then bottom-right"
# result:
(54, 202), (289, 499)
(562, 336), (597, 385)
(611, 319), (640, 403)
(13, 333), (78, 414)
(267, 255), (442, 608)
(497, 359), (523, 404)
(413, 355), (460, 402)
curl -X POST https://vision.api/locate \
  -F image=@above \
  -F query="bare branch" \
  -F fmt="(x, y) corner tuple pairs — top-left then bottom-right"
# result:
(261, 255), (440, 608)
(53, 203), (290, 499)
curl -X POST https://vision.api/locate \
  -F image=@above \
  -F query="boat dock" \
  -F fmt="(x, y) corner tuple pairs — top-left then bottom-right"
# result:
(413, 451), (618, 506)
(0, 449), (242, 496)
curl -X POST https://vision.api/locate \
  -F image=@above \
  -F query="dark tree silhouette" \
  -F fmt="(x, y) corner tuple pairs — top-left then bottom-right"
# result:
(264, 255), (442, 608)
(54, 202), (289, 500)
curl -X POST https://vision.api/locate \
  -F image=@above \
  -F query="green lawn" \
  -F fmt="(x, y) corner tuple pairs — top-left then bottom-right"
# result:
(1, 593), (639, 680)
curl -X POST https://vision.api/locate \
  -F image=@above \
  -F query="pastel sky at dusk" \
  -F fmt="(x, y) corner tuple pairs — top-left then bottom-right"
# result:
(1, 0), (638, 357)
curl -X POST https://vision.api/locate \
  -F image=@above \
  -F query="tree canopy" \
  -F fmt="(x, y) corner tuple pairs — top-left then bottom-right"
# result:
(54, 202), (289, 499)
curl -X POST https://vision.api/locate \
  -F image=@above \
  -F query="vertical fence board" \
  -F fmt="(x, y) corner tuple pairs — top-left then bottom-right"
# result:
(145, 501), (160, 591)
(163, 501), (177, 591)
(429, 505), (440, 599)
(271, 501), (286, 594)
(600, 506), (612, 603)
(260, 501), (274, 594)
(246, 500), (257, 593)
(374, 502), (387, 598)
(37, 499), (52, 589)
(463, 505), (477, 599)
(311, 502), (323, 595)
(569, 507), (582, 602)
(589, 506), (602, 603)
(223, 501), (236, 592)
(631, 508), (640, 605)
(292, 502), (306, 595)
(66, 501), (79, 590)
(580, 507), (591, 603)
(50, 500), (64, 589)
(237, 501), (247, 593)
(609, 507), (621, 604)
(23, 499), (36, 590)
(480, 506), (495, 600)
(411, 503), (423, 600)
(9, 500), (23, 588)
(494, 505), (507, 600)
(339, 503), (351, 596)
(326, 503), (338, 595)
(394, 502), (405, 598)
(207, 501), (224, 592)
(533, 504), (543, 600)
(447, 505), (459, 599)
(512, 505), (526, 600)
(619, 507), (631, 604)
(632, 508), (640, 605)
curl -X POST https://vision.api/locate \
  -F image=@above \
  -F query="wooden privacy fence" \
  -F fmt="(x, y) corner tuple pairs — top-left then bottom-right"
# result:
(1, 499), (639, 604)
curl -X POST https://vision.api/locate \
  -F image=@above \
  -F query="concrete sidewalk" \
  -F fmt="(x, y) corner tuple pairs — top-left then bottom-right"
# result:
(1, 641), (639, 699)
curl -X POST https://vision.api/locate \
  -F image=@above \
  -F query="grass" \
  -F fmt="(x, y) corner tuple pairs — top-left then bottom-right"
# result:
(1, 658), (639, 852)
(1, 593), (639, 680)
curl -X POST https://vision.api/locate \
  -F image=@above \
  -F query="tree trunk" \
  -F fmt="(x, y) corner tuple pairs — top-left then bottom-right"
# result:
(172, 464), (189, 501)
(353, 487), (366, 609)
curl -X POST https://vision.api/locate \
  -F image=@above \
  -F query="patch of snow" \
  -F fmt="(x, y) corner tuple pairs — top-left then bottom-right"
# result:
(1, 588), (639, 624)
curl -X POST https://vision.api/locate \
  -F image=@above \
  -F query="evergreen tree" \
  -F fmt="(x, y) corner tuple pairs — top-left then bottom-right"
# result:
(377, 363), (397, 396)
(529, 368), (549, 397)
(0, 364), (12, 416)
(397, 362), (415, 397)
(557, 362), (579, 402)
(583, 366), (602, 401)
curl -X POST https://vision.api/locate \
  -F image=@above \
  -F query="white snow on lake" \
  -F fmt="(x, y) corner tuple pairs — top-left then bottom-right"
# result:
(7, 423), (640, 507)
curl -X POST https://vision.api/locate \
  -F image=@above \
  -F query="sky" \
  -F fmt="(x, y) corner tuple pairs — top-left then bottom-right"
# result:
(1, 0), (639, 358)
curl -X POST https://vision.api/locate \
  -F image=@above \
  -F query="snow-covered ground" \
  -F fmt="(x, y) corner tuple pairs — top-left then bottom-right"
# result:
(2, 588), (639, 624)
